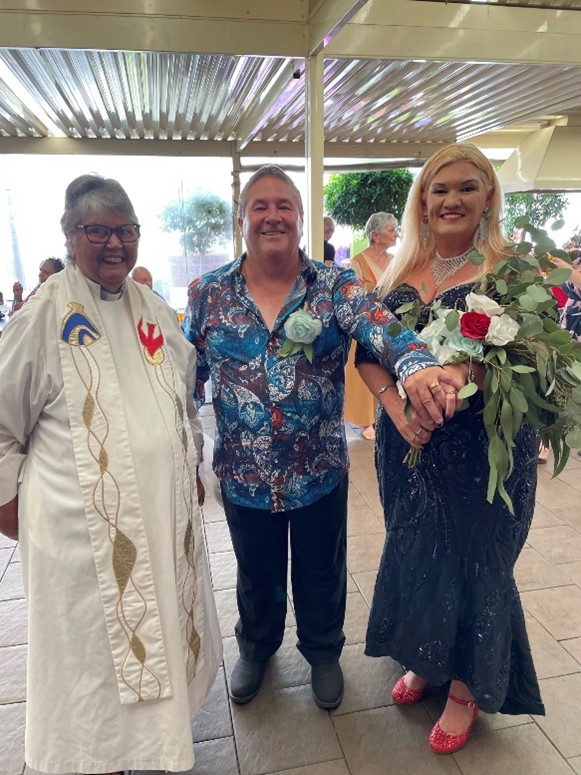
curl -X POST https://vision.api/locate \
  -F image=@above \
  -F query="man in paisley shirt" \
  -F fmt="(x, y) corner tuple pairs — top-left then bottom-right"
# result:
(183, 165), (462, 710)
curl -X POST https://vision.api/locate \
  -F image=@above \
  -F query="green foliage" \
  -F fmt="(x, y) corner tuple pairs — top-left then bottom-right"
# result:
(503, 192), (568, 239)
(159, 191), (231, 257)
(324, 169), (413, 230)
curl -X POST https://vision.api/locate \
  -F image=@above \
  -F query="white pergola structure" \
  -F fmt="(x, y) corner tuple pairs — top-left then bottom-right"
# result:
(2, 0), (581, 253)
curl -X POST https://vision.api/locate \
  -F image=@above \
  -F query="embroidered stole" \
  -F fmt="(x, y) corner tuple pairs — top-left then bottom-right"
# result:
(56, 265), (201, 704)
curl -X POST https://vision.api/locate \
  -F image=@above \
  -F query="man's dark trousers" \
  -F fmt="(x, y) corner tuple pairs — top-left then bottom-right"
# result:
(222, 476), (348, 665)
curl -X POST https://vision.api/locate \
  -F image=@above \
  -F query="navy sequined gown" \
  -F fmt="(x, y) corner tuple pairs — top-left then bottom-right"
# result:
(358, 283), (545, 715)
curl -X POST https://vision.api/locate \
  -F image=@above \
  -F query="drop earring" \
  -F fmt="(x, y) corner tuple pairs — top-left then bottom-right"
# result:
(476, 208), (490, 244)
(420, 213), (430, 246)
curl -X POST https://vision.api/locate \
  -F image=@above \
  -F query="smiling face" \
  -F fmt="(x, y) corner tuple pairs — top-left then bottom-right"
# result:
(423, 161), (492, 250)
(239, 175), (303, 263)
(373, 223), (398, 250)
(69, 213), (139, 292)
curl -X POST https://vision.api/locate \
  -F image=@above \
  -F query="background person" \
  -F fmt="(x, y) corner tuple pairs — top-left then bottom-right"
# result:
(323, 215), (336, 263)
(344, 212), (398, 440)
(131, 264), (167, 301)
(356, 143), (544, 755)
(552, 248), (581, 340)
(183, 164), (464, 713)
(131, 264), (154, 288)
(10, 257), (64, 314)
(0, 173), (221, 775)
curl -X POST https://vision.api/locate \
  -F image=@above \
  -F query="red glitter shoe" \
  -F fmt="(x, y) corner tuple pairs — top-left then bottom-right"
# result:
(391, 674), (426, 705)
(429, 692), (479, 754)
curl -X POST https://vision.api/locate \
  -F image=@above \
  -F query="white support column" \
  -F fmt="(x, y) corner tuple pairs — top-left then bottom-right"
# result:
(231, 144), (243, 257)
(304, 53), (325, 260)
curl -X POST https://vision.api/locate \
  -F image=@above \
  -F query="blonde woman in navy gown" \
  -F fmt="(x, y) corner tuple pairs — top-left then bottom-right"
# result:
(356, 143), (544, 755)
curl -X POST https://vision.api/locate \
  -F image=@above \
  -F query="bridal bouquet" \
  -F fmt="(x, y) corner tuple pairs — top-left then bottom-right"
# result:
(392, 217), (581, 513)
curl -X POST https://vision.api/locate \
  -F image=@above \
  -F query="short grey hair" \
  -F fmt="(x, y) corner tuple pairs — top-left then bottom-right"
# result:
(365, 212), (397, 244)
(60, 174), (138, 258)
(324, 216), (335, 232)
(238, 165), (304, 220)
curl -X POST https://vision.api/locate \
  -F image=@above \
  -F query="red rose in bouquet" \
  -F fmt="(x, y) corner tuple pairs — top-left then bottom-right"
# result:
(460, 311), (491, 340)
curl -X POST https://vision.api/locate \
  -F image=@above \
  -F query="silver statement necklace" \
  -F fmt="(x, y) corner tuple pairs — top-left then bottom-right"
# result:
(431, 246), (473, 290)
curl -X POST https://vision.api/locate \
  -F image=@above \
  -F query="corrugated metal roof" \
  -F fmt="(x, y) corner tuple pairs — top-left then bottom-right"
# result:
(1, 48), (579, 152)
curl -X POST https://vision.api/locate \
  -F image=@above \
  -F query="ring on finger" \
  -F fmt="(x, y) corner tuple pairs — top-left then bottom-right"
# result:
(428, 381), (440, 390)
(445, 390), (456, 397)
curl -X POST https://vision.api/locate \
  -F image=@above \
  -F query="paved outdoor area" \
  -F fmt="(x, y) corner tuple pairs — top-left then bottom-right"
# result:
(1, 402), (581, 775)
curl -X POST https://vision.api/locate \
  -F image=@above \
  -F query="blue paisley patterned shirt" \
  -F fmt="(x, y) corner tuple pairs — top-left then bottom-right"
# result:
(183, 251), (438, 512)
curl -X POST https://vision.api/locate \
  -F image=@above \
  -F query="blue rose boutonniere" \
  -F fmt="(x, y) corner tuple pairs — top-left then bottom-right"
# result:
(278, 309), (322, 363)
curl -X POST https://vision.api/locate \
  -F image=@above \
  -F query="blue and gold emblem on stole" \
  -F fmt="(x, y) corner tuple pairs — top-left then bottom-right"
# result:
(61, 302), (101, 346)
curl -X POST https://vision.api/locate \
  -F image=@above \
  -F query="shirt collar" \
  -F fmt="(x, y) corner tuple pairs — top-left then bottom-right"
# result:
(99, 281), (126, 301)
(233, 249), (318, 283)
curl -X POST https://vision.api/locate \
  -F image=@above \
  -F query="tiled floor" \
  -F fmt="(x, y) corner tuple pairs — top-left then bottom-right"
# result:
(2, 403), (581, 774)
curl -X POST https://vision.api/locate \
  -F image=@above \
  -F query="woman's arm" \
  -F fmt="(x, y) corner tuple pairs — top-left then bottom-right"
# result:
(356, 361), (436, 448)
(0, 497), (18, 540)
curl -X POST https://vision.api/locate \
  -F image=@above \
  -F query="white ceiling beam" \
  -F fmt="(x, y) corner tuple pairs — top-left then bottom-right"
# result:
(307, 0), (371, 56)
(327, 0), (581, 66)
(0, 137), (235, 156)
(0, 136), (468, 159)
(0, 1), (309, 56)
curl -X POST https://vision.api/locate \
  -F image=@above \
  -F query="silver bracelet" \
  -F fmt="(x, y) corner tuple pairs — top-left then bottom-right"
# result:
(376, 384), (396, 398)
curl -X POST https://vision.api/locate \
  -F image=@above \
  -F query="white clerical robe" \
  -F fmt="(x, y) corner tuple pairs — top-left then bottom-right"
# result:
(0, 266), (222, 774)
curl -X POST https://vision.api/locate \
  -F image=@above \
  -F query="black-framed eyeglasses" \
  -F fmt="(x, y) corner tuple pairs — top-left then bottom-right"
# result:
(77, 223), (141, 244)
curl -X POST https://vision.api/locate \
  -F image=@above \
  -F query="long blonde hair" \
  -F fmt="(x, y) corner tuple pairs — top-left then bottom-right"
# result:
(377, 143), (508, 298)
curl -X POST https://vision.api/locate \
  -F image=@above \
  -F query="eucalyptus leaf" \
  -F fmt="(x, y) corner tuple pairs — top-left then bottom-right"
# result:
(467, 250), (485, 266)
(445, 310), (459, 331)
(511, 365), (536, 373)
(527, 284), (552, 303)
(545, 268), (572, 285)
(395, 301), (416, 314)
(549, 329), (574, 346)
(509, 386), (528, 413)
(458, 382), (478, 399)
(500, 399), (514, 446)
(518, 317), (544, 338)
(519, 294), (538, 312)
(387, 322), (403, 337)
(565, 430), (581, 448)
(495, 347), (507, 365)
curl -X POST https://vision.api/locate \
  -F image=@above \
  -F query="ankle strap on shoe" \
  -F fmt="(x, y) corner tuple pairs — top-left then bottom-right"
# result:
(448, 692), (477, 708)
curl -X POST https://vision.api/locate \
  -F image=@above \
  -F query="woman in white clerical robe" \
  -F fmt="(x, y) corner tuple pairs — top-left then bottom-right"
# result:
(0, 174), (222, 775)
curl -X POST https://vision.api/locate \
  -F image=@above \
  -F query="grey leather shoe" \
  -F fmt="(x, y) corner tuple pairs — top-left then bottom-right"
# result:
(229, 657), (267, 704)
(311, 661), (344, 709)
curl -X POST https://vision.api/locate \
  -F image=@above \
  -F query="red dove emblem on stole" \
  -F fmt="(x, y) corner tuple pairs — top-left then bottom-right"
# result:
(137, 317), (165, 365)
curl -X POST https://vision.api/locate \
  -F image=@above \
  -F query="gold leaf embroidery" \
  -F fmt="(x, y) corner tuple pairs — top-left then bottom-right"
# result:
(183, 519), (193, 556)
(113, 529), (137, 595)
(98, 446), (109, 473)
(175, 395), (184, 420)
(189, 628), (201, 660)
(83, 393), (95, 428)
(131, 633), (147, 665)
